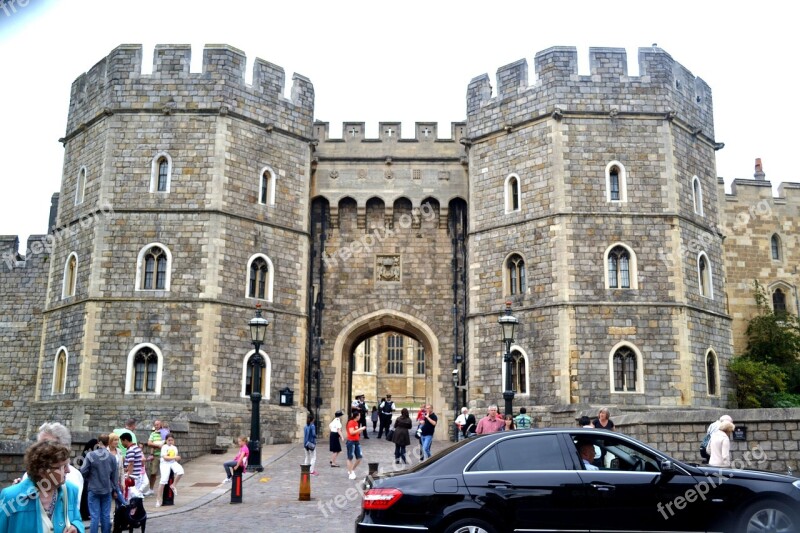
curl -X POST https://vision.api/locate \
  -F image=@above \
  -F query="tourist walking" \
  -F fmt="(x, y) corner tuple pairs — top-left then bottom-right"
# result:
(476, 405), (504, 435)
(329, 410), (344, 467)
(346, 410), (366, 479)
(120, 432), (149, 498)
(80, 433), (124, 533)
(708, 419), (735, 467)
(304, 413), (318, 476)
(454, 407), (468, 441)
(391, 408), (413, 464)
(514, 407), (532, 429)
(592, 407), (615, 430)
(0, 440), (83, 532)
(420, 404), (438, 460)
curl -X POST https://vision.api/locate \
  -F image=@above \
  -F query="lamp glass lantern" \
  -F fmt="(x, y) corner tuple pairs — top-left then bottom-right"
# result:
(249, 313), (269, 345)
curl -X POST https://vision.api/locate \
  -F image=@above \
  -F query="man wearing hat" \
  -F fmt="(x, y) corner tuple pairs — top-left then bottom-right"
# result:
(357, 395), (370, 438)
(378, 394), (395, 439)
(329, 410), (344, 467)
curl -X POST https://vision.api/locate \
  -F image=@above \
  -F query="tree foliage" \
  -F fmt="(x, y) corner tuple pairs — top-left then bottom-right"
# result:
(729, 281), (800, 407)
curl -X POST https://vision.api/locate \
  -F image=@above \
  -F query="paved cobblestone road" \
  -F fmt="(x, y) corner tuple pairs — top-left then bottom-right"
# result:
(151, 431), (450, 532)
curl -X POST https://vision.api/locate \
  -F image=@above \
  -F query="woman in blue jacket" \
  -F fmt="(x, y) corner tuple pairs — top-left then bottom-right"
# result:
(0, 440), (83, 533)
(303, 413), (318, 476)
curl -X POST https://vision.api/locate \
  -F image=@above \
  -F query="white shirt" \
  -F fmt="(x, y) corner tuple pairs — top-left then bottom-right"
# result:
(454, 414), (467, 427)
(329, 418), (342, 435)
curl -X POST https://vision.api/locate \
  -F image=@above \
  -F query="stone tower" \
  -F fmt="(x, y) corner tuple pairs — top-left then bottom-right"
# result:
(33, 44), (315, 440)
(465, 47), (731, 410)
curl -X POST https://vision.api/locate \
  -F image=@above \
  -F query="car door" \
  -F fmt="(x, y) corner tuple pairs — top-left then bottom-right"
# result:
(462, 433), (590, 531)
(570, 432), (712, 532)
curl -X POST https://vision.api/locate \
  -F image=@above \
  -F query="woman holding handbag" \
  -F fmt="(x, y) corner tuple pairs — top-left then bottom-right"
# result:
(392, 408), (413, 465)
(303, 413), (318, 476)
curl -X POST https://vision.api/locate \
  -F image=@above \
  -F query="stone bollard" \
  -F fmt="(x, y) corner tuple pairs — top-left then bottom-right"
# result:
(299, 464), (311, 501)
(161, 470), (175, 506)
(230, 466), (244, 504)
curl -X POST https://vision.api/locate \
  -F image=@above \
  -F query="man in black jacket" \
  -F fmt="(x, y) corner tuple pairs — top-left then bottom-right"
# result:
(378, 394), (395, 439)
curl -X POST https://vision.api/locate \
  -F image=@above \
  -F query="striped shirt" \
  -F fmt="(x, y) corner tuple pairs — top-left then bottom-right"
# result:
(124, 444), (144, 476)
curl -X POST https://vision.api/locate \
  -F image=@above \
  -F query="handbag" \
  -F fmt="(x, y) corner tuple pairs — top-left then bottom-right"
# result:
(305, 441), (316, 451)
(386, 429), (394, 441)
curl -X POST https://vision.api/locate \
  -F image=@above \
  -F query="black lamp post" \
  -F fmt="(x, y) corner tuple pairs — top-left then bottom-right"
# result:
(247, 304), (269, 472)
(498, 301), (519, 418)
(452, 368), (459, 442)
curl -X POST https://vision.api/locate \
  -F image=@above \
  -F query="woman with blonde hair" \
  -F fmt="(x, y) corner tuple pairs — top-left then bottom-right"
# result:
(708, 420), (735, 467)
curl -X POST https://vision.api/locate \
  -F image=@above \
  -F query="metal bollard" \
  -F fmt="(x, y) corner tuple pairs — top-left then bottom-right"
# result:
(230, 466), (244, 504)
(161, 470), (175, 506)
(299, 463), (311, 501)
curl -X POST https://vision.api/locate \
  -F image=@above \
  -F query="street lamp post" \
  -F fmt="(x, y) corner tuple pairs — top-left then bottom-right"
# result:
(452, 368), (459, 442)
(498, 301), (519, 418)
(247, 304), (269, 472)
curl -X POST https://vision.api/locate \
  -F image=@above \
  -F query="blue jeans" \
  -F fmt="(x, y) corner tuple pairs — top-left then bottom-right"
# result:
(88, 491), (111, 533)
(346, 440), (362, 460)
(223, 460), (240, 479)
(421, 435), (433, 459)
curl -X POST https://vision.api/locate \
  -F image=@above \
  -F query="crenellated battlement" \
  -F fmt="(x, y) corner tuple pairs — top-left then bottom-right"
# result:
(467, 45), (714, 140)
(66, 44), (315, 139)
(313, 121), (466, 143)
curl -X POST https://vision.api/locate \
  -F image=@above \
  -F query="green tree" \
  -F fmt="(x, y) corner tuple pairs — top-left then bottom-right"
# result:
(729, 280), (800, 407)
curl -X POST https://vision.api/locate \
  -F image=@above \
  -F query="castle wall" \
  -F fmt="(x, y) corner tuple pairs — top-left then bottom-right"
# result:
(0, 236), (49, 439)
(719, 176), (800, 355)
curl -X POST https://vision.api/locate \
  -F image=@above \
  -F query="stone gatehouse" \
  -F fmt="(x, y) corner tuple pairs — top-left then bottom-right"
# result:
(1, 43), (795, 455)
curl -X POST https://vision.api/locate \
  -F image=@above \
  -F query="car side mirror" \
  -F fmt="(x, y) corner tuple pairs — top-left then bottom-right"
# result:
(660, 459), (675, 473)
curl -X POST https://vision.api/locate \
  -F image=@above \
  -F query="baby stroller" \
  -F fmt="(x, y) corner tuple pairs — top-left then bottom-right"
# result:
(112, 497), (147, 533)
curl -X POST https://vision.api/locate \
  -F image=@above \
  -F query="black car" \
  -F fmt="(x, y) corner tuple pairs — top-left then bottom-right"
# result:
(356, 428), (800, 533)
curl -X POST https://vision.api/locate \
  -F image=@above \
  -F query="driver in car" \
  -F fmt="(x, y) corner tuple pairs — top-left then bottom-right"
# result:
(578, 442), (599, 470)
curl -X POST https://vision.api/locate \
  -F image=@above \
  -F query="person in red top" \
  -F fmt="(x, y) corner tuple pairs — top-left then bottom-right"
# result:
(475, 405), (505, 434)
(346, 410), (366, 480)
(222, 435), (249, 483)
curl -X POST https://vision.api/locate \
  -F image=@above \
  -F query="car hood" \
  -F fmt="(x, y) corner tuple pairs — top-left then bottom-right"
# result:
(695, 466), (798, 484)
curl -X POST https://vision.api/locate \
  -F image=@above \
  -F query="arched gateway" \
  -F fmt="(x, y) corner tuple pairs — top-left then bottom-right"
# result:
(332, 310), (446, 433)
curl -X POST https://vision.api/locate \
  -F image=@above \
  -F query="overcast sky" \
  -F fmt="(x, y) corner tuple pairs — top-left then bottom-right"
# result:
(0, 0), (795, 247)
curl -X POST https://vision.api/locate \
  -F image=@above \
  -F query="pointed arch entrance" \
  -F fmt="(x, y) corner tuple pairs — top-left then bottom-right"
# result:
(331, 309), (448, 439)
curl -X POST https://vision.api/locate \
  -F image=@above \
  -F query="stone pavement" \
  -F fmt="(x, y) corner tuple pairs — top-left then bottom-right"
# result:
(140, 430), (451, 532)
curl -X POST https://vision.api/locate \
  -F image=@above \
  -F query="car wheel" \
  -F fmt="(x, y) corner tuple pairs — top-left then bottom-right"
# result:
(739, 499), (797, 533)
(443, 518), (498, 533)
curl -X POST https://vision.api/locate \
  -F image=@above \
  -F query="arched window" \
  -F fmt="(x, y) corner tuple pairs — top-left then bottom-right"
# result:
(697, 253), (713, 299)
(506, 254), (526, 295)
(150, 153), (172, 193)
(140, 246), (169, 290)
(773, 288), (787, 315)
(75, 167), (87, 205)
(706, 349), (718, 396)
(692, 176), (704, 216)
(504, 174), (521, 213)
(62, 253), (78, 298)
(771, 234), (781, 261)
(243, 350), (270, 397)
(363, 338), (372, 373)
(125, 344), (163, 394)
(387, 334), (404, 374)
(416, 341), (425, 375)
(259, 167), (276, 206)
(501, 346), (530, 396)
(610, 343), (642, 393)
(246, 254), (274, 302)
(52, 348), (68, 395)
(605, 161), (627, 202)
(607, 246), (630, 289)
(511, 350), (527, 394)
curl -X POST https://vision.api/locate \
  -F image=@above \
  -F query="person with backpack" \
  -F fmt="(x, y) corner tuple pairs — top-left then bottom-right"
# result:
(701, 414), (733, 463)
